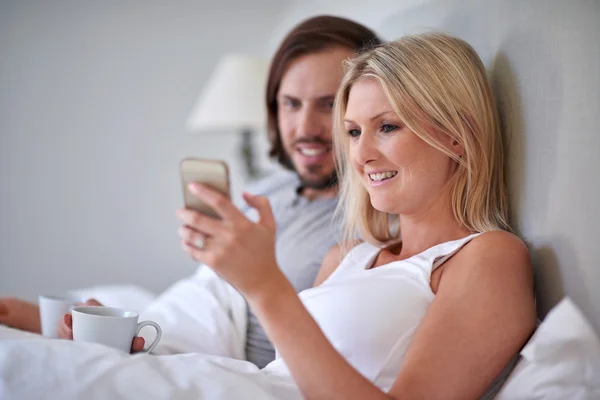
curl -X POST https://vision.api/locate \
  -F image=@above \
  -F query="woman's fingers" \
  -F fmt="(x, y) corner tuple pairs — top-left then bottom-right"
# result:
(242, 192), (276, 231)
(60, 299), (101, 340)
(64, 313), (72, 329)
(176, 208), (223, 237)
(58, 314), (73, 340)
(131, 337), (145, 353)
(179, 225), (211, 250)
(181, 240), (209, 263)
(188, 183), (247, 223)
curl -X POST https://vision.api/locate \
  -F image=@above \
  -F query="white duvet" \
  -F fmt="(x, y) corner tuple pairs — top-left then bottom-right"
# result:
(0, 266), (303, 400)
(0, 326), (301, 400)
(3, 260), (598, 400)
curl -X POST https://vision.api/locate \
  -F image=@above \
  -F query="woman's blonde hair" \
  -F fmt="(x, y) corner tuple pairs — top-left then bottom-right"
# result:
(333, 33), (509, 247)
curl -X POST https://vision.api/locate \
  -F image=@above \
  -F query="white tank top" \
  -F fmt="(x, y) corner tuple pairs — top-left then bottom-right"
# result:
(263, 233), (481, 393)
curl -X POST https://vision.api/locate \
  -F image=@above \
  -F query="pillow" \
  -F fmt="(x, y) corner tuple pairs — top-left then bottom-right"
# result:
(496, 297), (600, 399)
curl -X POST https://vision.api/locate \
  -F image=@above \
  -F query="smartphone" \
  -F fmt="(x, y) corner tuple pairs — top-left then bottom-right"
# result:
(180, 158), (230, 219)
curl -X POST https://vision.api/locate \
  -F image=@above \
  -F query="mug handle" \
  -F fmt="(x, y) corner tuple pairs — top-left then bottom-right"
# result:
(134, 321), (162, 353)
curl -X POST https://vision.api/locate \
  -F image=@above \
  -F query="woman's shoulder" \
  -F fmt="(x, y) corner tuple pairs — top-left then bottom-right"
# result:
(468, 230), (529, 258)
(435, 230), (535, 309)
(450, 230), (531, 275)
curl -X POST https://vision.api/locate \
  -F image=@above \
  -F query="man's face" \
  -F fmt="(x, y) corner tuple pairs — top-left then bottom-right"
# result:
(276, 47), (355, 189)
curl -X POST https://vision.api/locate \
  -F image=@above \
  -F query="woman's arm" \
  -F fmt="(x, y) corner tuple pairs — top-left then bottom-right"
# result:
(386, 231), (536, 399)
(251, 231), (535, 400)
(178, 185), (393, 399)
(179, 186), (536, 400)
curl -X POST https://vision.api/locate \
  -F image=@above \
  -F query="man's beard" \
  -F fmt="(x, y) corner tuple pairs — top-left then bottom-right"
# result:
(301, 165), (338, 190)
(281, 150), (338, 190)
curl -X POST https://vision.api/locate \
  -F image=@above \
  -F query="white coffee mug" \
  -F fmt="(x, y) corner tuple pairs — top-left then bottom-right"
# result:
(71, 306), (161, 353)
(38, 294), (80, 338)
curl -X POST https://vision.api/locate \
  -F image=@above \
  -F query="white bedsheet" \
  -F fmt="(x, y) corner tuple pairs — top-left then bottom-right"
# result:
(0, 325), (301, 400)
(0, 264), (302, 400)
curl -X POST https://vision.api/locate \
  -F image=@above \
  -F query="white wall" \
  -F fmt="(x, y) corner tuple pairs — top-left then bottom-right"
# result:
(0, 0), (288, 299)
(266, 0), (430, 52)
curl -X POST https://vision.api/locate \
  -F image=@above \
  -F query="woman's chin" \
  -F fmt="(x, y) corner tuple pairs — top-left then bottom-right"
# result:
(369, 198), (398, 214)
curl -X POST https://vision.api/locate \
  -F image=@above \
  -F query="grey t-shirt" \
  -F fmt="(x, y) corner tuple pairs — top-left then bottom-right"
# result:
(240, 171), (341, 368)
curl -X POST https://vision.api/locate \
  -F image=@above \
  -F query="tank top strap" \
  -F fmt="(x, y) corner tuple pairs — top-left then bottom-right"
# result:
(430, 233), (482, 272)
(325, 233), (482, 285)
(324, 242), (381, 284)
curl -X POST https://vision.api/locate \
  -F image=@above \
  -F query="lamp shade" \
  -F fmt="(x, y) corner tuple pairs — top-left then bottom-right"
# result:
(186, 54), (270, 132)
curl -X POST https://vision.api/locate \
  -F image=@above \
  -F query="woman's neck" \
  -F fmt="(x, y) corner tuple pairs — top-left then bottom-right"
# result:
(393, 197), (472, 259)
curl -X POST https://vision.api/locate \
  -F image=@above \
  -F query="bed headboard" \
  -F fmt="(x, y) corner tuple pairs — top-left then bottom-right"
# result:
(376, 0), (600, 332)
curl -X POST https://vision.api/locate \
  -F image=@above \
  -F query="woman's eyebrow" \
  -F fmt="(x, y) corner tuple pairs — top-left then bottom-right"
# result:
(344, 110), (396, 123)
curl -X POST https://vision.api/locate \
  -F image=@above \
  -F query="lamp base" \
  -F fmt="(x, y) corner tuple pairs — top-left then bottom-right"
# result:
(240, 129), (264, 179)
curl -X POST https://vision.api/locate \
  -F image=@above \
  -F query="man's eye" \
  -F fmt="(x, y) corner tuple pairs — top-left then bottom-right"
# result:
(347, 128), (361, 137)
(283, 99), (300, 108)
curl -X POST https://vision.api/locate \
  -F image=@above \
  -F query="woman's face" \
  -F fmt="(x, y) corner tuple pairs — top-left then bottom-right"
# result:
(344, 78), (458, 216)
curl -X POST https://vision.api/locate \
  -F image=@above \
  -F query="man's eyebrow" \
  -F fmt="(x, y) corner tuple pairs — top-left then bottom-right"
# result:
(316, 95), (335, 102)
(278, 94), (299, 100)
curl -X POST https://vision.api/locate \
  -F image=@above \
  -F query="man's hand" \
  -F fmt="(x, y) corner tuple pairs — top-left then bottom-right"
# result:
(59, 299), (145, 353)
(0, 297), (41, 333)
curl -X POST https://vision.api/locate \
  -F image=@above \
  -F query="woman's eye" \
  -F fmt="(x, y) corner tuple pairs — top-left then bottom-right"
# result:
(347, 128), (361, 137)
(381, 124), (398, 133)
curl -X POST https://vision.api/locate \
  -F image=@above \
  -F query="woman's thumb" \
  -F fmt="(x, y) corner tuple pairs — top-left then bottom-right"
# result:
(243, 192), (276, 230)
(84, 298), (102, 306)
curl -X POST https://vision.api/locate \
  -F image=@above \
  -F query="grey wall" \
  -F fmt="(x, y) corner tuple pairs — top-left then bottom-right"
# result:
(373, 0), (600, 331)
(3, 0), (599, 333)
(0, 0), (287, 299)
(279, 0), (600, 331)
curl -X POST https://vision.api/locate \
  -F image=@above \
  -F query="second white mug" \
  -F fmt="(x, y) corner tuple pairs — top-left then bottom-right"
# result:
(71, 306), (161, 353)
(38, 294), (80, 339)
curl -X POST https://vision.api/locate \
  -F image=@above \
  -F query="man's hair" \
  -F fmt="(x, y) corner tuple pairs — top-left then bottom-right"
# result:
(266, 15), (382, 168)
(333, 33), (508, 247)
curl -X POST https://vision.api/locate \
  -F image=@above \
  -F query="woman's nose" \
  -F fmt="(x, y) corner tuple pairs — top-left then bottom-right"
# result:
(353, 133), (379, 165)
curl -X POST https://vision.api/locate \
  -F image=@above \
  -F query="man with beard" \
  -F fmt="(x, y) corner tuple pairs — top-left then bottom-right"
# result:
(0, 16), (381, 368)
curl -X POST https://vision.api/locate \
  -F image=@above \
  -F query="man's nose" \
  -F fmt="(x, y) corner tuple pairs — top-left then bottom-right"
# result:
(297, 107), (325, 137)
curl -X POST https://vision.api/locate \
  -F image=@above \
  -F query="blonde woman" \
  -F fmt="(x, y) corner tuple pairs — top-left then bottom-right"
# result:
(0, 33), (536, 399)
(177, 33), (537, 398)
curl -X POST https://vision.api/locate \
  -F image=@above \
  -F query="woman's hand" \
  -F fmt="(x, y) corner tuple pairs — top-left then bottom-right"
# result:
(59, 299), (145, 353)
(176, 183), (285, 301)
(0, 297), (41, 333)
